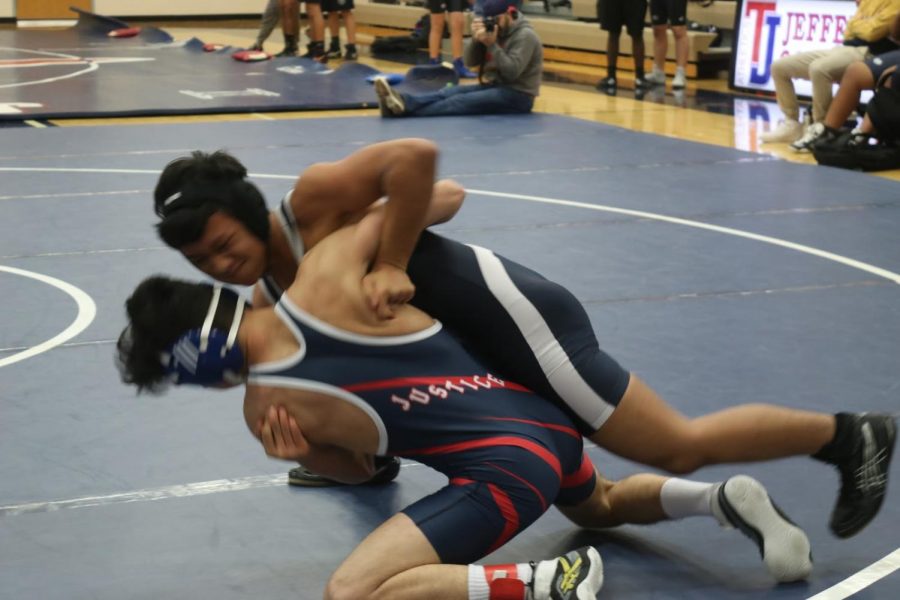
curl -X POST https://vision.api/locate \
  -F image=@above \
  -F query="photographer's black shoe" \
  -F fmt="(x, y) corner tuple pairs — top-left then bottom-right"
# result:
(829, 413), (896, 538)
(287, 456), (401, 487)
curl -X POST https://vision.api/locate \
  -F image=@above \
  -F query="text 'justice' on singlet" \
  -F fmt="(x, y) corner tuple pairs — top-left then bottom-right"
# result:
(246, 296), (585, 472)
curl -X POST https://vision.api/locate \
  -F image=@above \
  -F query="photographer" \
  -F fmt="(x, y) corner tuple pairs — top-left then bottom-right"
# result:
(373, 0), (543, 117)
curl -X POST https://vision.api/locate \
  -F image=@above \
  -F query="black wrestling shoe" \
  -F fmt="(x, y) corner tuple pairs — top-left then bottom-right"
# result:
(829, 413), (896, 538)
(287, 456), (402, 487)
(716, 476), (812, 582)
(288, 465), (340, 487)
(532, 546), (603, 600)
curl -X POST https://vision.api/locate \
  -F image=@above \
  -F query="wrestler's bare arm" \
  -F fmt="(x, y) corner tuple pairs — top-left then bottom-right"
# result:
(290, 138), (437, 264)
(250, 404), (377, 484)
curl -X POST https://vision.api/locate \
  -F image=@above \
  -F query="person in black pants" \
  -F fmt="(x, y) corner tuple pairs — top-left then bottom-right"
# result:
(596, 0), (649, 94)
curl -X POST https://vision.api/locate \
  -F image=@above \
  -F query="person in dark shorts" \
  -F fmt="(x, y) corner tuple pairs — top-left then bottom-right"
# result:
(647, 0), (688, 88)
(596, 0), (649, 94)
(428, 0), (477, 77)
(277, 0), (327, 59)
(322, 0), (358, 59)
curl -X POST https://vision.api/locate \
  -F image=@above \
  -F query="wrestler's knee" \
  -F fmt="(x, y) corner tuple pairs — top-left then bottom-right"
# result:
(648, 428), (706, 475)
(557, 476), (620, 529)
(324, 570), (377, 600)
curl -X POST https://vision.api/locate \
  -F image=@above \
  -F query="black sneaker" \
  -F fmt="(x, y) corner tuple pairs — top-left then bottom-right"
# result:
(716, 476), (812, 582)
(830, 414), (896, 538)
(532, 546), (603, 600)
(368, 455), (401, 484)
(249, 43), (264, 52)
(287, 456), (401, 487)
(595, 76), (616, 91)
(343, 45), (358, 60)
(634, 76), (650, 89)
(302, 42), (328, 64)
(288, 465), (341, 487)
(326, 42), (341, 58)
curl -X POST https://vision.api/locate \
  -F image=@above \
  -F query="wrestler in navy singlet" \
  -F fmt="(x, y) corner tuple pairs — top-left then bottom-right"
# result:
(248, 296), (597, 564)
(262, 192), (631, 435)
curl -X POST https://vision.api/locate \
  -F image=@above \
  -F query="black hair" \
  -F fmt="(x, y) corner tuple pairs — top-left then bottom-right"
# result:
(116, 275), (244, 393)
(154, 150), (270, 248)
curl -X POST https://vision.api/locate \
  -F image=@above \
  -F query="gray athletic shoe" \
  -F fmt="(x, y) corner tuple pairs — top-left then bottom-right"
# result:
(717, 475), (812, 582)
(373, 76), (405, 117)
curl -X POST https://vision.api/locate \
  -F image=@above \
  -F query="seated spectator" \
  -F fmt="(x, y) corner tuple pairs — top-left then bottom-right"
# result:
(760, 0), (900, 145)
(795, 13), (900, 150)
(796, 48), (899, 150)
(373, 0), (542, 117)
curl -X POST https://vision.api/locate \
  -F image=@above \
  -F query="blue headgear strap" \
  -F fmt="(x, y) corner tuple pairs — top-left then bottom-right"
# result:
(161, 284), (247, 387)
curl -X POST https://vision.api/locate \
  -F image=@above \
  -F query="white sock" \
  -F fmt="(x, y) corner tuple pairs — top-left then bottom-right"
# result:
(467, 563), (534, 600)
(659, 478), (728, 526)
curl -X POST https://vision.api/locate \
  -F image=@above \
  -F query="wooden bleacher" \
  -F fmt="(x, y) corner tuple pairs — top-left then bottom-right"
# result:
(354, 0), (735, 78)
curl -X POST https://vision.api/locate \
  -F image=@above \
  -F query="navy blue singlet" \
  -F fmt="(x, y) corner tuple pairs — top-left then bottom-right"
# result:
(248, 296), (597, 564)
(260, 191), (631, 435)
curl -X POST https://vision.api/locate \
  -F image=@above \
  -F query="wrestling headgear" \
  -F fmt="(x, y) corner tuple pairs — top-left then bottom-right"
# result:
(161, 284), (247, 386)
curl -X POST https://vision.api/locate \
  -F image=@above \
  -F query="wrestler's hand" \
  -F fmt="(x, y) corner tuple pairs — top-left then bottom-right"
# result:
(258, 405), (309, 461)
(362, 262), (415, 320)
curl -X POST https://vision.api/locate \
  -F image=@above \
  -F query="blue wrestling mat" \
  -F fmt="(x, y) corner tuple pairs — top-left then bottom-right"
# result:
(0, 9), (458, 120)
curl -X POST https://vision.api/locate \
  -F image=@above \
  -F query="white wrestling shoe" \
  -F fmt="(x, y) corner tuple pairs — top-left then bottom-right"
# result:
(717, 475), (813, 582)
(532, 546), (603, 600)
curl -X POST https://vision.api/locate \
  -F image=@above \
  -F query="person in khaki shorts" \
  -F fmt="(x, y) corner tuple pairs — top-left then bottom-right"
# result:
(761, 0), (900, 145)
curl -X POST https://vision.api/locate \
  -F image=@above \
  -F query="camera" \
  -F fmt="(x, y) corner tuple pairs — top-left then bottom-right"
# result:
(483, 16), (497, 33)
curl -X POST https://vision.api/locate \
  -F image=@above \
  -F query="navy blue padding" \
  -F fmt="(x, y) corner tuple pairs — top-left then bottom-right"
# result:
(2, 115), (899, 600)
(70, 7), (174, 43)
(397, 64), (459, 93)
(0, 11), (456, 120)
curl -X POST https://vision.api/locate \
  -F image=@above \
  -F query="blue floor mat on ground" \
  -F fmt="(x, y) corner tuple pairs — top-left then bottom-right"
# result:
(0, 9), (457, 120)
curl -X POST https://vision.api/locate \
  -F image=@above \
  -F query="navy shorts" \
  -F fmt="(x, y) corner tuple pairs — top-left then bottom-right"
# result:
(867, 49), (900, 88)
(401, 429), (596, 563)
(598, 0), (647, 37)
(322, 0), (354, 11)
(428, 0), (470, 13)
(650, 0), (687, 26)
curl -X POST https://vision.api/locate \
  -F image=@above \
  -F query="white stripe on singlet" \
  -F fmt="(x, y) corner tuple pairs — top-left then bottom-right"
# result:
(259, 191), (306, 305)
(277, 189), (304, 261)
(468, 244), (615, 431)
